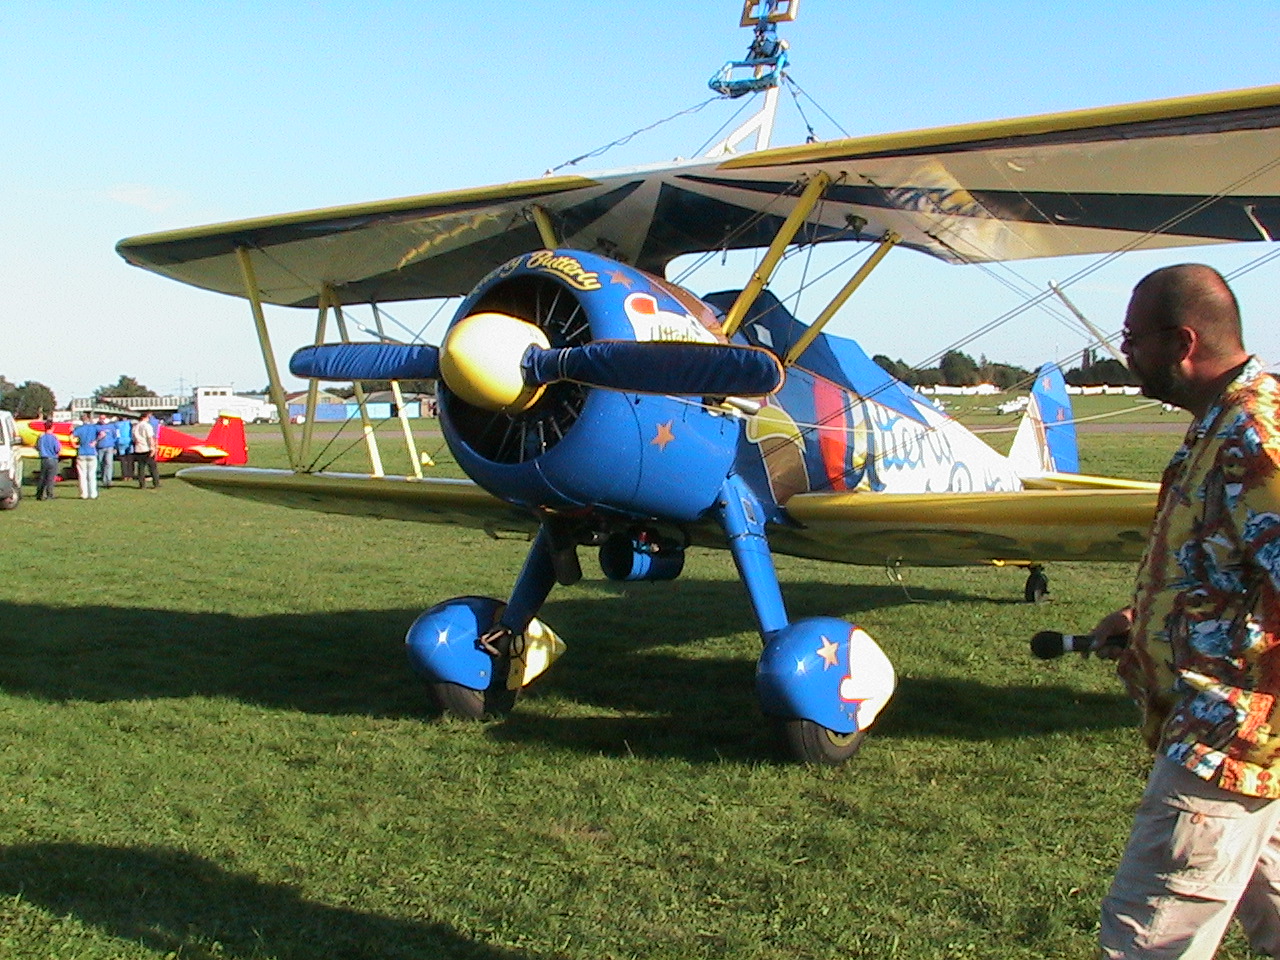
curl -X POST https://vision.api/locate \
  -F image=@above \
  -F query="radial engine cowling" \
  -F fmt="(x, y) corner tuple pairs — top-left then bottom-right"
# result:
(439, 250), (745, 524)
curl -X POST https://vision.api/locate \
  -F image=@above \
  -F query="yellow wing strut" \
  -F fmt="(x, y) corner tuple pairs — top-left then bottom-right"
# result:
(372, 303), (427, 478)
(721, 172), (831, 338)
(784, 232), (898, 365)
(530, 205), (558, 249)
(236, 247), (299, 469)
(299, 295), (331, 466)
(332, 302), (386, 478)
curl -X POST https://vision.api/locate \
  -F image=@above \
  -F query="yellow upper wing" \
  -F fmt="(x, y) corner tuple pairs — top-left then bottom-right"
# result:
(118, 85), (1280, 307)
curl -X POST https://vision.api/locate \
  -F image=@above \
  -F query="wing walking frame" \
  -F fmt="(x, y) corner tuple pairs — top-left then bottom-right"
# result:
(703, 0), (799, 154)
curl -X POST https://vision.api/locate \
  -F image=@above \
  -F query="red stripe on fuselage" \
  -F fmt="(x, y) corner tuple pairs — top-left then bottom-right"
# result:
(813, 378), (849, 491)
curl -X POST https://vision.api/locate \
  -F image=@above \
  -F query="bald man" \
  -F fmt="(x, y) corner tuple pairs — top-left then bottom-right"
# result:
(1093, 265), (1280, 958)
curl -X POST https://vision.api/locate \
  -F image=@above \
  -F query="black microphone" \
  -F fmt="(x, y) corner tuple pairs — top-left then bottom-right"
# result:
(1030, 630), (1127, 660)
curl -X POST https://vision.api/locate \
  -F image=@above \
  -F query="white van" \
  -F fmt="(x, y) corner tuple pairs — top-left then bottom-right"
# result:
(0, 411), (22, 509)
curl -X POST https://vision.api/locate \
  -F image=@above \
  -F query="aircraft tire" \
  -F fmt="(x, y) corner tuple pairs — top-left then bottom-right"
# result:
(782, 719), (866, 765)
(430, 681), (517, 720)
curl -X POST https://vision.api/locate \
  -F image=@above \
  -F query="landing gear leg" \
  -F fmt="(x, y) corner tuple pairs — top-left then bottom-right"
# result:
(717, 476), (894, 765)
(1024, 565), (1049, 604)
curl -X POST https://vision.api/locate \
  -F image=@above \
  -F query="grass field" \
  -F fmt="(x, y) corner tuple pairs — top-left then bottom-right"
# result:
(4, 400), (1258, 959)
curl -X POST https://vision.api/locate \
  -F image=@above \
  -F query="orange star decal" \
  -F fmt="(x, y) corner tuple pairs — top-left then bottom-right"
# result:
(606, 269), (636, 288)
(816, 635), (839, 668)
(652, 420), (675, 450)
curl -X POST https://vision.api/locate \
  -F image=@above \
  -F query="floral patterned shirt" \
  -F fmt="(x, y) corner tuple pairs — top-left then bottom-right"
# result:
(1118, 358), (1280, 797)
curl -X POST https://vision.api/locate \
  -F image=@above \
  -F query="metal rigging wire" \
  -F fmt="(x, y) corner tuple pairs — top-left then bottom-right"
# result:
(548, 97), (722, 174)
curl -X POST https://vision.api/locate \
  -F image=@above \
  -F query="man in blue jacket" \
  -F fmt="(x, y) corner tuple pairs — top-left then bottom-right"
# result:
(95, 414), (115, 488)
(115, 417), (134, 481)
(35, 421), (61, 500)
(71, 413), (103, 499)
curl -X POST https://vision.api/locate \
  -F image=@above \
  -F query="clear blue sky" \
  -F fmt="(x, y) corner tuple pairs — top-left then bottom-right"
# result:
(6, 1), (1280, 405)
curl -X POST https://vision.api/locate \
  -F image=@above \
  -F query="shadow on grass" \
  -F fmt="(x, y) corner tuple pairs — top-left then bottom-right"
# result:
(0, 601), (428, 719)
(0, 842), (527, 960)
(0, 581), (1131, 763)
(0, 577), (986, 710)
(496, 673), (1134, 763)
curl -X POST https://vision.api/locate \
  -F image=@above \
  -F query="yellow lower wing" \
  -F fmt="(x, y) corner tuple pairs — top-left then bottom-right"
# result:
(775, 487), (1158, 567)
(180, 467), (1158, 570)
(1019, 472), (1161, 492)
(177, 466), (537, 535)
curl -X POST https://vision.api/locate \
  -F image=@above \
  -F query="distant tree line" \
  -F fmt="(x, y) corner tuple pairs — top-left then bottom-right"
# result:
(872, 351), (1033, 390)
(872, 348), (1138, 390)
(1061, 350), (1138, 387)
(0, 376), (56, 418)
(0, 373), (168, 419)
(94, 375), (158, 399)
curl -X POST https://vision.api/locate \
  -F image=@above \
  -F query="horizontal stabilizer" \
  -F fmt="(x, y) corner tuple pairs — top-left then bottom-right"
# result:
(290, 343), (440, 381)
(524, 340), (784, 397)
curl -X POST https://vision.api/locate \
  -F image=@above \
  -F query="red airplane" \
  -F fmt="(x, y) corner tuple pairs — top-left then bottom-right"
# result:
(17, 415), (248, 466)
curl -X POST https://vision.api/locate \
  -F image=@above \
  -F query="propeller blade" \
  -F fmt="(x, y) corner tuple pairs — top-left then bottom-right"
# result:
(290, 342), (440, 381)
(523, 340), (783, 397)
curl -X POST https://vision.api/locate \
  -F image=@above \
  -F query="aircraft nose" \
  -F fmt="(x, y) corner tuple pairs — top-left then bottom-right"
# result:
(439, 312), (550, 414)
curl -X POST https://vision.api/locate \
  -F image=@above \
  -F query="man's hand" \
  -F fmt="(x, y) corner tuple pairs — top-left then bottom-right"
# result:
(1090, 608), (1133, 660)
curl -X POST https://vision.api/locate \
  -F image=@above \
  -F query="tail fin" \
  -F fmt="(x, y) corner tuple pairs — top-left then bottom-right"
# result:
(205, 414), (248, 465)
(1008, 363), (1079, 476)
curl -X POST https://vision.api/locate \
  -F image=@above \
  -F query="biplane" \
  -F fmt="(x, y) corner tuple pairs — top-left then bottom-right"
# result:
(114, 1), (1280, 762)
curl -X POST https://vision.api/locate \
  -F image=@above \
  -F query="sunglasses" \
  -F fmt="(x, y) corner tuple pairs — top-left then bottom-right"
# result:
(1120, 326), (1181, 349)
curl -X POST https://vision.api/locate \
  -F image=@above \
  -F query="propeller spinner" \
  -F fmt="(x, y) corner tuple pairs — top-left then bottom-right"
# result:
(439, 312), (550, 414)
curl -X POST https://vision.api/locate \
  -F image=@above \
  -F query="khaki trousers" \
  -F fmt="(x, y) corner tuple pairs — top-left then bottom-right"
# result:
(1100, 755), (1280, 958)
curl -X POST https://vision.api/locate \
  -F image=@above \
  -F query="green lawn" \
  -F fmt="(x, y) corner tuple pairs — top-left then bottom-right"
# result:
(4, 402), (1254, 960)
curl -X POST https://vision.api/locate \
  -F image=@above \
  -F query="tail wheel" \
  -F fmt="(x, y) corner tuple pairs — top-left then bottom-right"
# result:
(1024, 567), (1049, 604)
(430, 681), (518, 720)
(782, 719), (866, 765)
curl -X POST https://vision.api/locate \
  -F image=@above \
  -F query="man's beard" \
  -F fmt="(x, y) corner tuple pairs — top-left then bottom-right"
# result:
(1135, 359), (1191, 409)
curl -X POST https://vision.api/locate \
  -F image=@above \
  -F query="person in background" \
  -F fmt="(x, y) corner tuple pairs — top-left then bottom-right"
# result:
(71, 413), (103, 500)
(1092, 264), (1280, 959)
(144, 412), (163, 454)
(132, 413), (159, 489)
(35, 420), (61, 500)
(116, 415), (134, 481)
(96, 414), (115, 488)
